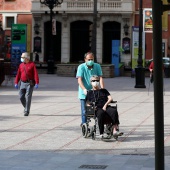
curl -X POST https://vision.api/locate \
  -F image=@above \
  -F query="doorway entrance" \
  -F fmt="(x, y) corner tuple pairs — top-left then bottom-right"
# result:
(103, 21), (121, 64)
(44, 21), (61, 63)
(70, 21), (92, 62)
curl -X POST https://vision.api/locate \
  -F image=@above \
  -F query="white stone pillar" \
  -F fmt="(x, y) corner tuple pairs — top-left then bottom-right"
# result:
(61, 16), (70, 63)
(96, 19), (102, 63)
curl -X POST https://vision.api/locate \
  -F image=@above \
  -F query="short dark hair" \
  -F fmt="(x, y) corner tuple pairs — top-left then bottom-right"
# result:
(84, 52), (94, 59)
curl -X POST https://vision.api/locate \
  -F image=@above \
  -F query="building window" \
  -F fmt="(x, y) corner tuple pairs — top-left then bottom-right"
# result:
(2, 14), (17, 30)
(6, 17), (14, 28)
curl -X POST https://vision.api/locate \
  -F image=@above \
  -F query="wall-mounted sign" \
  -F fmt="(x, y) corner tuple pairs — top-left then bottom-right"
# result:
(11, 24), (27, 75)
(132, 26), (145, 69)
(122, 37), (130, 54)
(34, 36), (41, 53)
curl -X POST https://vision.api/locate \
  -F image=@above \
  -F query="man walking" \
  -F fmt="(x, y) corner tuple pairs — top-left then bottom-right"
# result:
(14, 52), (39, 116)
(76, 52), (104, 126)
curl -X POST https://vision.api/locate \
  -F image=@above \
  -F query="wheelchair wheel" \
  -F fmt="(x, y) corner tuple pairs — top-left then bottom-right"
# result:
(82, 123), (88, 138)
(91, 132), (96, 140)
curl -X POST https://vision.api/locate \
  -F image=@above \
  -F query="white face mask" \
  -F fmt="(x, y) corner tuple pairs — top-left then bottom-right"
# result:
(92, 81), (100, 87)
(21, 58), (25, 62)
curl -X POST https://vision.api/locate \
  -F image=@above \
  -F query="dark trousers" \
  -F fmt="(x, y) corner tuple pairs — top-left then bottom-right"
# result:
(96, 106), (119, 135)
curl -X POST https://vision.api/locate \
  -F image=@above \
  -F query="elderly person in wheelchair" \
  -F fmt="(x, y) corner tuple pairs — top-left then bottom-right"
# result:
(85, 75), (123, 139)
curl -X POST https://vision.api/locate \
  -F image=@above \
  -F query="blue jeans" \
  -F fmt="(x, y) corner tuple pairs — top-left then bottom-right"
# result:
(80, 99), (86, 124)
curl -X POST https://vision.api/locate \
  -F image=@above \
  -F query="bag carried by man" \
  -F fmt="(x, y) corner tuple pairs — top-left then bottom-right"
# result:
(29, 80), (35, 86)
(23, 65), (35, 86)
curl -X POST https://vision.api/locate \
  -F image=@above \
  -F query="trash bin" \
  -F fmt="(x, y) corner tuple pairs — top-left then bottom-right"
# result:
(164, 67), (170, 78)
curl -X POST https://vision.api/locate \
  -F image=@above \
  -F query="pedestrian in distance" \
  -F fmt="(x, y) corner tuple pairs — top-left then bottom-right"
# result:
(149, 60), (164, 83)
(149, 61), (154, 83)
(14, 52), (39, 116)
(148, 60), (165, 95)
(76, 52), (104, 126)
(34, 51), (39, 63)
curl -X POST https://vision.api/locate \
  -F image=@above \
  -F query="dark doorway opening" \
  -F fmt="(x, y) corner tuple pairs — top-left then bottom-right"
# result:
(44, 21), (61, 63)
(70, 21), (92, 63)
(103, 21), (121, 64)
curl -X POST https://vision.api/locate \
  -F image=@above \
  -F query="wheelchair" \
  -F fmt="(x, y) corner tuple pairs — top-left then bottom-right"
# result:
(81, 101), (120, 140)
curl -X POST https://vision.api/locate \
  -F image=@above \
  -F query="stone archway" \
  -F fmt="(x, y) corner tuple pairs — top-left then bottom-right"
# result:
(103, 21), (121, 64)
(70, 20), (92, 62)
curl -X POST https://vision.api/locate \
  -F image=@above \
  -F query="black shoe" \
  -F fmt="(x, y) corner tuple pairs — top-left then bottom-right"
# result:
(24, 112), (29, 116)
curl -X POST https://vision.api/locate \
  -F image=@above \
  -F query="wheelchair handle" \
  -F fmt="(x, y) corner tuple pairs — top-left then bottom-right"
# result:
(111, 100), (117, 103)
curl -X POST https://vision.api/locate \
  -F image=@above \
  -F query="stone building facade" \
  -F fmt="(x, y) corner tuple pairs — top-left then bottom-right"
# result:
(31, 0), (134, 65)
(1, 0), (170, 67)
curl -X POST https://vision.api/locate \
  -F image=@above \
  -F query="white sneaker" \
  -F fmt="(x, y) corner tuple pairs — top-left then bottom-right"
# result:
(103, 133), (111, 139)
(98, 134), (103, 139)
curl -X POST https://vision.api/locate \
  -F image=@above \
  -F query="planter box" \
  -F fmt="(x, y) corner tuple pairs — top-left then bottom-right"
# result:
(101, 64), (114, 78)
(56, 64), (114, 78)
(57, 64), (78, 77)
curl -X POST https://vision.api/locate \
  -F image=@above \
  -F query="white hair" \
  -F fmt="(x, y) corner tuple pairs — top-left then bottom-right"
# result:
(90, 75), (100, 82)
(21, 52), (30, 60)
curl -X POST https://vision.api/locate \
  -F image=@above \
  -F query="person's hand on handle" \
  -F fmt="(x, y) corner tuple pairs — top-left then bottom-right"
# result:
(83, 89), (87, 95)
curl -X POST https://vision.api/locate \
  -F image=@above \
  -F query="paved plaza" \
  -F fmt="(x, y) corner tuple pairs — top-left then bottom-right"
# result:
(0, 74), (170, 170)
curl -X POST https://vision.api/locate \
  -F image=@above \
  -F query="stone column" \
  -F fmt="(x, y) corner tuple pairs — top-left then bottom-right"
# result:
(61, 13), (70, 63)
(96, 14), (102, 63)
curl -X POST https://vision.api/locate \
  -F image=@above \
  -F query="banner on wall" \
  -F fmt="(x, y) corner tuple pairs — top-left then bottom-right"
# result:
(132, 26), (145, 69)
(11, 24), (27, 75)
(143, 8), (153, 32)
(143, 7), (168, 32)
(52, 19), (56, 35)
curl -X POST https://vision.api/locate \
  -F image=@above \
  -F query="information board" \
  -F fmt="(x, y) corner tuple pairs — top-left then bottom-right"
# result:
(11, 24), (27, 75)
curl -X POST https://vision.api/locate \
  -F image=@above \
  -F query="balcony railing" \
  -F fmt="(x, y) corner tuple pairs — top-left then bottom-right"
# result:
(31, 0), (134, 14)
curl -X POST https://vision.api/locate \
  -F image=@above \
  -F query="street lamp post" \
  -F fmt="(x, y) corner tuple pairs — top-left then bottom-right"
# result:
(40, 0), (63, 74)
(134, 0), (146, 88)
(91, 0), (97, 62)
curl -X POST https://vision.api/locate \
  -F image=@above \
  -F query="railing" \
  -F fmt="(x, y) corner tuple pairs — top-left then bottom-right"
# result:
(67, 1), (93, 9)
(100, 1), (121, 9)
(31, 0), (134, 13)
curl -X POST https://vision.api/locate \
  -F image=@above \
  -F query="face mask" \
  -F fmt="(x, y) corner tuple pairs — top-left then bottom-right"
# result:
(21, 58), (25, 62)
(86, 60), (94, 66)
(92, 81), (100, 87)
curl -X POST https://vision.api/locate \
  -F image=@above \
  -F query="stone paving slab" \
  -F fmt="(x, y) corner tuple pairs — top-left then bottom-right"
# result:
(0, 74), (170, 169)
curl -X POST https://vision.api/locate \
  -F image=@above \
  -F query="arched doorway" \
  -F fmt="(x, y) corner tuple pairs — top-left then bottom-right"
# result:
(103, 21), (121, 63)
(44, 21), (61, 63)
(70, 21), (92, 62)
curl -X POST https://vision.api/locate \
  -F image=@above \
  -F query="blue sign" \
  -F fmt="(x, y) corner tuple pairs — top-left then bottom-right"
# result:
(11, 44), (26, 75)
(112, 40), (120, 76)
